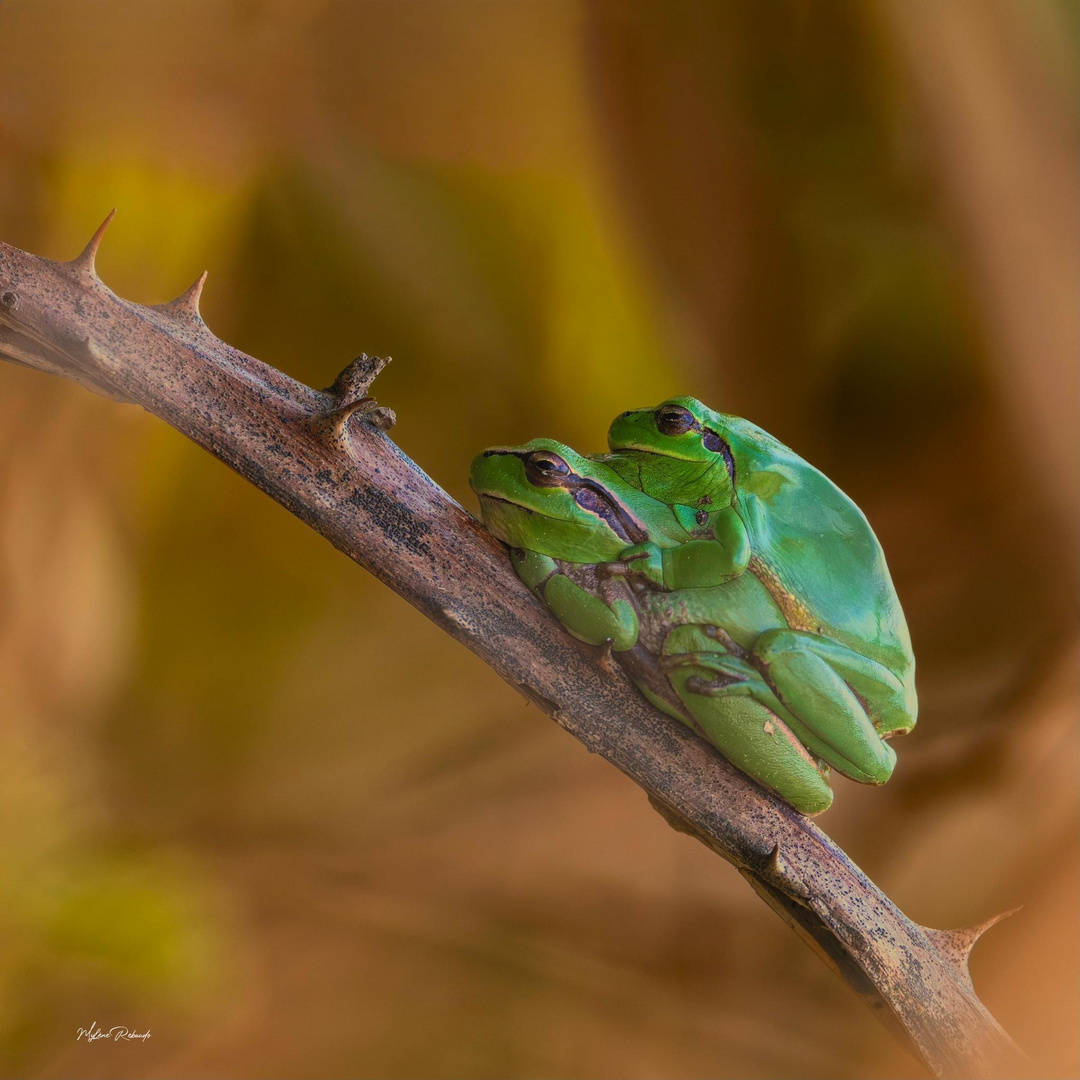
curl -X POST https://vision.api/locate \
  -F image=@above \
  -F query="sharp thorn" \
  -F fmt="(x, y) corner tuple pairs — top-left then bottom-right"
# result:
(919, 907), (1021, 985)
(182, 270), (208, 315)
(310, 396), (375, 450)
(764, 842), (784, 876)
(68, 209), (117, 280)
(154, 270), (209, 321)
(315, 398), (395, 438)
(960, 905), (1023, 952)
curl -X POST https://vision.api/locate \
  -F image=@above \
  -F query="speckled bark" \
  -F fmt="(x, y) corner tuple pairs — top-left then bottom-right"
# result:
(0, 224), (1028, 1079)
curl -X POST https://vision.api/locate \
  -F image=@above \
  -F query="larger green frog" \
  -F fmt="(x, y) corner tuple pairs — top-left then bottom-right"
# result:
(470, 433), (913, 815)
(601, 396), (917, 750)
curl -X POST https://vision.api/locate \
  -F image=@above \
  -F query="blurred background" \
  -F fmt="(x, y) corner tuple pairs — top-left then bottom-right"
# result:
(0, 1), (1077, 1077)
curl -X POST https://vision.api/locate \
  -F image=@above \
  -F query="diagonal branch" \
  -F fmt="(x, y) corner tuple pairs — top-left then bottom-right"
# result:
(0, 220), (1029, 1079)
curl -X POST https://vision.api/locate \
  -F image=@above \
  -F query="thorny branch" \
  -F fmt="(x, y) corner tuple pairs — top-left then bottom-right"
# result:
(0, 218), (1030, 1079)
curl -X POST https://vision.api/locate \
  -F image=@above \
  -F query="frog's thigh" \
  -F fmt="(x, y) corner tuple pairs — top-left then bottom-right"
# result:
(754, 630), (896, 784)
(543, 574), (638, 651)
(758, 629), (915, 737)
(668, 669), (833, 816)
(673, 654), (845, 779)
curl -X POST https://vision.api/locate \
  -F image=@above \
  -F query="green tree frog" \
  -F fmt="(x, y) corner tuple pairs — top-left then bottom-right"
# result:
(470, 429), (914, 815)
(601, 397), (918, 755)
(471, 438), (749, 594)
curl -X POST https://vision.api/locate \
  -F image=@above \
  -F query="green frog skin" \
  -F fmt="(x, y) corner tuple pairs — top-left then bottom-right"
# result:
(469, 438), (901, 815)
(602, 397), (918, 760)
(470, 438), (748, 593)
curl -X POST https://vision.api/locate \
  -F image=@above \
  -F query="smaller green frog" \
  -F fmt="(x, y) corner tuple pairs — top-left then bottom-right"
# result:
(471, 438), (749, 599)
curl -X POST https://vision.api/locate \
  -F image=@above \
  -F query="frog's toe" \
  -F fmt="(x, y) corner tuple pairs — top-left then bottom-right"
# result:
(841, 736), (896, 785)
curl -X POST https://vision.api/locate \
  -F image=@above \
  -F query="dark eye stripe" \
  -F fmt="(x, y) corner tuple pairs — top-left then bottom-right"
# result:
(573, 481), (647, 544)
(702, 429), (737, 486)
(491, 451), (650, 544)
(573, 487), (630, 541)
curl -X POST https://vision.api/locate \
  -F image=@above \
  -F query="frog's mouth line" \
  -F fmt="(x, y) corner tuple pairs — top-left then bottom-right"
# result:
(475, 492), (540, 515)
(615, 425), (737, 486)
(476, 480), (648, 547)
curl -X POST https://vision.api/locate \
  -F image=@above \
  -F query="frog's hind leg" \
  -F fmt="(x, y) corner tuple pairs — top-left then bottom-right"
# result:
(753, 630), (897, 784)
(756, 629), (915, 738)
(667, 666), (833, 816)
(802, 634), (915, 738)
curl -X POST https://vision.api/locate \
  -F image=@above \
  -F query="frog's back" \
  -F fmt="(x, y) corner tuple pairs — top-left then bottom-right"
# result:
(721, 415), (914, 677)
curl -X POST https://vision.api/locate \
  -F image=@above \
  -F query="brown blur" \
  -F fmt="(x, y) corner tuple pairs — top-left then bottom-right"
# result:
(0, 2), (1077, 1077)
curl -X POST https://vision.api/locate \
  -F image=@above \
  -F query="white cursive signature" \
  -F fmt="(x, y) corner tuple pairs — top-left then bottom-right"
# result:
(76, 1021), (151, 1043)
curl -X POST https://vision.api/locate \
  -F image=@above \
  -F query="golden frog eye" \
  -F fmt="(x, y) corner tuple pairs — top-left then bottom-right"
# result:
(524, 451), (571, 487)
(655, 404), (695, 435)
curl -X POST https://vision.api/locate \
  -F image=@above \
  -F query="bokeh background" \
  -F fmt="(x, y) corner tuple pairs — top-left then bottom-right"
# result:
(0, 1), (1077, 1077)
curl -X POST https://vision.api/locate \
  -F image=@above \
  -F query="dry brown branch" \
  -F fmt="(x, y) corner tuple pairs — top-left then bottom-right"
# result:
(0, 221), (1030, 1079)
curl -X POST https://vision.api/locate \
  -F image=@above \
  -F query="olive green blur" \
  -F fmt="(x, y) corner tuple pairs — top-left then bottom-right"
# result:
(0, 1), (1076, 1078)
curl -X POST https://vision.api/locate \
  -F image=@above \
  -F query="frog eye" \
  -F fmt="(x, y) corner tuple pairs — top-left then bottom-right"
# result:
(524, 450), (572, 486)
(655, 404), (695, 435)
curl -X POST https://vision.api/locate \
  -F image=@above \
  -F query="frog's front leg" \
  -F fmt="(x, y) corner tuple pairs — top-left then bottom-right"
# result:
(605, 538), (749, 600)
(511, 549), (639, 651)
(751, 629), (911, 784)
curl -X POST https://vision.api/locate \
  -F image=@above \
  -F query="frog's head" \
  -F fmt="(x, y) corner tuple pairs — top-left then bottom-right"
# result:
(605, 397), (736, 509)
(470, 438), (668, 563)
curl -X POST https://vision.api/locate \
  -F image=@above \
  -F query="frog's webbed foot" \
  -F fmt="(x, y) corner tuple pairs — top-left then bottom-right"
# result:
(685, 672), (752, 695)
(596, 562), (662, 597)
(660, 650), (758, 686)
(604, 542), (666, 590)
(700, 623), (744, 655)
(660, 623), (750, 663)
